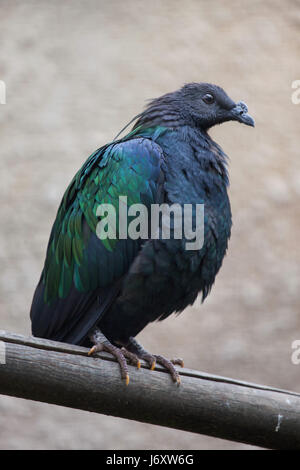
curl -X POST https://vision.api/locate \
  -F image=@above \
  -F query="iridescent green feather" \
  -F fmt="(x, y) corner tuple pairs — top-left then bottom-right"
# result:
(42, 126), (168, 304)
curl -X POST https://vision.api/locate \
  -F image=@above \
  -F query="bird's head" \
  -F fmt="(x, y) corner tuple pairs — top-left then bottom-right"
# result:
(130, 82), (254, 135)
(179, 83), (255, 130)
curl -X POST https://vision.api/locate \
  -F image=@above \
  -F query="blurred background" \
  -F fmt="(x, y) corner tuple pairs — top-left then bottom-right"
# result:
(0, 0), (299, 450)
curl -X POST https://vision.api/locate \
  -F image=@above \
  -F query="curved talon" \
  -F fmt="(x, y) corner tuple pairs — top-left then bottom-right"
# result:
(134, 349), (156, 371)
(88, 346), (96, 356)
(171, 358), (184, 368)
(88, 344), (103, 356)
(125, 374), (130, 386)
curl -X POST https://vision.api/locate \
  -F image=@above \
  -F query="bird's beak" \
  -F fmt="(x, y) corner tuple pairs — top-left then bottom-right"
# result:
(231, 101), (255, 127)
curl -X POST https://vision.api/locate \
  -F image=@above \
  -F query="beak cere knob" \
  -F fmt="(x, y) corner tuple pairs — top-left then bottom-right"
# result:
(237, 101), (248, 114)
(232, 101), (255, 127)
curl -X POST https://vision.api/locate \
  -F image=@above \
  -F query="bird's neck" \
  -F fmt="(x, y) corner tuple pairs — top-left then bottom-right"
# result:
(133, 94), (185, 130)
(132, 104), (230, 190)
(156, 125), (230, 196)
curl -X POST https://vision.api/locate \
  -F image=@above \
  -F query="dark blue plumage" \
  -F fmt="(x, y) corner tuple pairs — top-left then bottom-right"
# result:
(30, 82), (254, 384)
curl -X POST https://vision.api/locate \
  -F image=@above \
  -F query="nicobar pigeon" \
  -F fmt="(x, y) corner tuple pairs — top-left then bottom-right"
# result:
(30, 83), (254, 385)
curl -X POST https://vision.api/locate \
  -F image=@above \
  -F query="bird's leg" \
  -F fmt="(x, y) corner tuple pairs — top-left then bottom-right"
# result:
(126, 337), (184, 385)
(88, 328), (141, 385)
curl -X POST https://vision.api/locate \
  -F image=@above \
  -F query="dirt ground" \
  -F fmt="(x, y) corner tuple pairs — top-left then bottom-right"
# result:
(0, 0), (300, 450)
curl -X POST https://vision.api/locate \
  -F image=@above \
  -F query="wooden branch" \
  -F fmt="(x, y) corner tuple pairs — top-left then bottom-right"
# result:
(0, 330), (300, 449)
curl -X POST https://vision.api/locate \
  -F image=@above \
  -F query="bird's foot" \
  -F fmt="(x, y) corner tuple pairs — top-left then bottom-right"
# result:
(127, 337), (184, 386)
(88, 329), (141, 386)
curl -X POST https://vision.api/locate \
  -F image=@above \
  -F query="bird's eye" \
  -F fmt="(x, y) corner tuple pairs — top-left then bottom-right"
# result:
(202, 93), (215, 104)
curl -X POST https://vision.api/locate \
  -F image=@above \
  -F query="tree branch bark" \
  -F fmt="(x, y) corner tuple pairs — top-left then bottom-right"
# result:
(0, 330), (299, 449)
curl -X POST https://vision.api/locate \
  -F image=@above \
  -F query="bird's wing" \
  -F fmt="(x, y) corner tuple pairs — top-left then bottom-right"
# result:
(30, 135), (165, 344)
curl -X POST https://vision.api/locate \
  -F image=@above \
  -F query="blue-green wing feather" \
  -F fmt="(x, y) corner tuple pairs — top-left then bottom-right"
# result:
(30, 130), (166, 344)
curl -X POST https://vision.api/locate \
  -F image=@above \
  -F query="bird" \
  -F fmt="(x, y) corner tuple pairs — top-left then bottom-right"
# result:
(30, 82), (254, 385)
